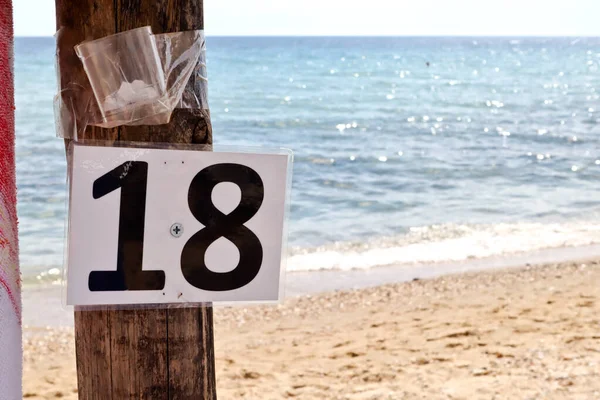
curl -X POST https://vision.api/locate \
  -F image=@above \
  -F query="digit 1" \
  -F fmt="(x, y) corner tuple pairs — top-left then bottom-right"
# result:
(88, 161), (165, 291)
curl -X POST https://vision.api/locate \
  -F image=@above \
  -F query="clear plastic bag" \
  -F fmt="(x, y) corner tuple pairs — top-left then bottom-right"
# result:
(55, 27), (208, 139)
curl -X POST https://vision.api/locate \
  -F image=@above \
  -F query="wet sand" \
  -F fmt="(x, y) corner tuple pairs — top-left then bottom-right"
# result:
(23, 259), (600, 399)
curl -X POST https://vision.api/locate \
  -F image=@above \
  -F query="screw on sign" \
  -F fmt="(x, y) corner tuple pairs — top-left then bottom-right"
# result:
(171, 223), (183, 237)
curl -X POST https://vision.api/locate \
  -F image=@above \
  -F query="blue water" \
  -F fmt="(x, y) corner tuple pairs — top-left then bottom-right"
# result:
(15, 36), (600, 281)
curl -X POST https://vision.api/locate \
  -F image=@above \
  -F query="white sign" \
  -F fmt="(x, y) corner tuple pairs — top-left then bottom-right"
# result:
(66, 143), (291, 306)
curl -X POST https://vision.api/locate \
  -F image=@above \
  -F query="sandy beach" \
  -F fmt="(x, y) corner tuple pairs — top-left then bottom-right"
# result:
(23, 259), (600, 399)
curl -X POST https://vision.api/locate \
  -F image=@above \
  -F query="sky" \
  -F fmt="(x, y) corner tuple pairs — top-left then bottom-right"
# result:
(13, 0), (600, 37)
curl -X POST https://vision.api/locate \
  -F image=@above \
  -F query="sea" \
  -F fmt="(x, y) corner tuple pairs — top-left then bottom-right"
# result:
(15, 36), (600, 286)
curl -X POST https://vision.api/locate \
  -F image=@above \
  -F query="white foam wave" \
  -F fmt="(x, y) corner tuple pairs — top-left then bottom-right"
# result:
(287, 222), (600, 272)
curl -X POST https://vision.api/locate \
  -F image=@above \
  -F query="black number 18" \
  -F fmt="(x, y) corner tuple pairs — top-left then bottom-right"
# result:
(88, 161), (264, 293)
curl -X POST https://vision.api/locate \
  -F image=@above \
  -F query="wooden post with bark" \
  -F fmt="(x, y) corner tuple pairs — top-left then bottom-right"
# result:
(55, 1), (216, 398)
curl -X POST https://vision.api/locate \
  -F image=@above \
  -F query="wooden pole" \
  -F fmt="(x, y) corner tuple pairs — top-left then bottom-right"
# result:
(55, 1), (216, 398)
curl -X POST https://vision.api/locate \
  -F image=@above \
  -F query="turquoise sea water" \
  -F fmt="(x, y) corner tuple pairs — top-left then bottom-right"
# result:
(15, 36), (600, 282)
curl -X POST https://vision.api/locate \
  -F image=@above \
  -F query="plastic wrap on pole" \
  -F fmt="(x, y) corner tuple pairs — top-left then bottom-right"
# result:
(157, 31), (209, 111)
(54, 27), (208, 139)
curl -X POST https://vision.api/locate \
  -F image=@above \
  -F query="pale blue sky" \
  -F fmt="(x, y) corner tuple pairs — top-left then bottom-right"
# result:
(14, 0), (599, 37)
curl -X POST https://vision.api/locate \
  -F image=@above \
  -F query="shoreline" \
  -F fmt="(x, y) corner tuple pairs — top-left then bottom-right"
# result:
(22, 243), (600, 327)
(24, 257), (600, 399)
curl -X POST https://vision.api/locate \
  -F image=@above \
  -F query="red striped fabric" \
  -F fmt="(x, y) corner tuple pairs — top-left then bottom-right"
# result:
(0, 0), (18, 318)
(0, 0), (21, 398)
